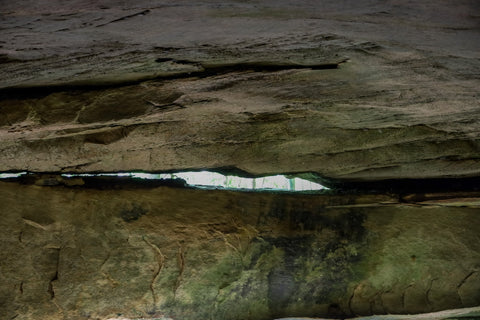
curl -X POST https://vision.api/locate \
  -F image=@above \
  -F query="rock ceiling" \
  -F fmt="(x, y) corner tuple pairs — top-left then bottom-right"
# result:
(1, 1), (480, 320)
(0, 0), (479, 184)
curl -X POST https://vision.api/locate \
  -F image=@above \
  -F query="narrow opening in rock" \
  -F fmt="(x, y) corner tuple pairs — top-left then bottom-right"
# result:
(0, 171), (327, 192)
(0, 172), (28, 179)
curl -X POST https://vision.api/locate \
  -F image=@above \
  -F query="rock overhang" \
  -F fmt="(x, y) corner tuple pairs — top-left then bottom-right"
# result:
(1, 2), (480, 319)
(0, 61), (479, 184)
(0, 0), (479, 186)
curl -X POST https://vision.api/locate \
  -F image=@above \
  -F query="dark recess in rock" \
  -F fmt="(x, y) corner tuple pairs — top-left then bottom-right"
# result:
(120, 203), (148, 222)
(84, 127), (132, 145)
(320, 176), (480, 194)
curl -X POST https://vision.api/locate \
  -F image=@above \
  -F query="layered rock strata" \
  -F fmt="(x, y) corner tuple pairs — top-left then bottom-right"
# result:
(1, 0), (479, 183)
(1, 1), (480, 319)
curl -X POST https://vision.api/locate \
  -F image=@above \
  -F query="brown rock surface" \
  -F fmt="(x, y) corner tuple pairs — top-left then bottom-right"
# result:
(1, 1), (480, 319)
(0, 181), (479, 319)
(0, 0), (479, 182)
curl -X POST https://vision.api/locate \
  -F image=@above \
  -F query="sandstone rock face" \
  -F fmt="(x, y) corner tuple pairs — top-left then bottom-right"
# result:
(0, 0), (479, 182)
(1, 1), (480, 319)
(1, 181), (479, 320)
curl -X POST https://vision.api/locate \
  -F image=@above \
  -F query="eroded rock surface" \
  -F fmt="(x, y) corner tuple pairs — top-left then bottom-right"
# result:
(1, 1), (479, 319)
(0, 0), (479, 182)
(0, 181), (479, 320)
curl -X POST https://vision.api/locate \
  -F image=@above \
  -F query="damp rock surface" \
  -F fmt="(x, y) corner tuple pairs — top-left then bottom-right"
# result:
(0, 0), (479, 183)
(0, 182), (479, 320)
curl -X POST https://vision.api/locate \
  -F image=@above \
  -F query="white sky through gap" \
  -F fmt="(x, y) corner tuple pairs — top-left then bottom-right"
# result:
(0, 171), (327, 191)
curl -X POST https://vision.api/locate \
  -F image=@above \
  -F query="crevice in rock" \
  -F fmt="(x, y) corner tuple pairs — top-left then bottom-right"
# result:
(143, 237), (166, 309)
(457, 271), (478, 290)
(98, 250), (119, 287)
(95, 9), (151, 28)
(47, 248), (60, 300)
(172, 59), (346, 77)
(348, 284), (359, 315)
(2, 170), (480, 195)
(60, 160), (103, 171)
(0, 59), (346, 99)
(0, 171), (328, 192)
(174, 245), (186, 300)
(457, 271), (478, 307)
(327, 176), (480, 194)
(144, 99), (185, 111)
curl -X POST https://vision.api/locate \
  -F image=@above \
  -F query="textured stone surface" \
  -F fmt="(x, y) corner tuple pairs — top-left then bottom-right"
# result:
(0, 0), (479, 182)
(1, 1), (480, 319)
(1, 181), (479, 320)
(278, 306), (480, 320)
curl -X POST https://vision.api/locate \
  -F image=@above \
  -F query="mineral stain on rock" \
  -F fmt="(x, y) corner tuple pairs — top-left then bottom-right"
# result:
(263, 209), (367, 317)
(120, 203), (148, 222)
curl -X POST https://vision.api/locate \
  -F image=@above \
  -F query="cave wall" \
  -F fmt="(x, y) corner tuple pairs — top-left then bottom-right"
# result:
(1, 182), (479, 320)
(1, 1), (480, 319)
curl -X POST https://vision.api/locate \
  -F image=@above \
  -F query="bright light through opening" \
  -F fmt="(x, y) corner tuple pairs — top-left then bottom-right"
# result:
(0, 171), (327, 192)
(155, 171), (326, 191)
(0, 172), (28, 178)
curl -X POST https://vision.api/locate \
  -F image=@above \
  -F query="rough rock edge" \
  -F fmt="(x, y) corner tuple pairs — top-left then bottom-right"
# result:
(105, 306), (480, 320)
